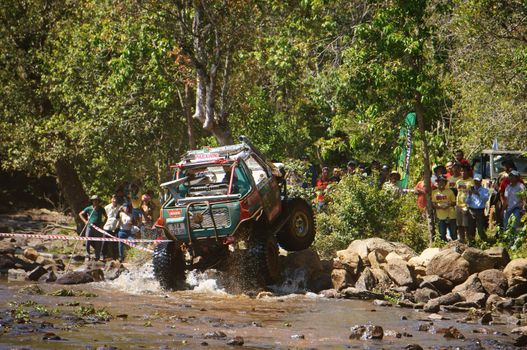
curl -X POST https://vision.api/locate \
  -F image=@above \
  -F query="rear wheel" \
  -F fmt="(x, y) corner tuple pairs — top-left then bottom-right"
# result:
(152, 242), (186, 290)
(277, 198), (315, 251)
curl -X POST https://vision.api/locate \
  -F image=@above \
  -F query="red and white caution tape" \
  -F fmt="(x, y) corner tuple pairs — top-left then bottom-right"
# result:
(0, 231), (171, 253)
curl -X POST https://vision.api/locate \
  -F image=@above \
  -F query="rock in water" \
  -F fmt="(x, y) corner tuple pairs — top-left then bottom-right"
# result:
(426, 250), (470, 285)
(27, 265), (47, 281)
(56, 271), (94, 285)
(226, 336), (244, 346)
(423, 292), (462, 313)
(349, 324), (383, 340)
(419, 275), (454, 294)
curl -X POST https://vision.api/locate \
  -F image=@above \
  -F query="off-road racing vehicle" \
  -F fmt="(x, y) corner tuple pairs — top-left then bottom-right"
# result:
(153, 136), (315, 291)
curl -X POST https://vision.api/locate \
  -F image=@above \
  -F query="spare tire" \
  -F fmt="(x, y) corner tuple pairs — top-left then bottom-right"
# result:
(277, 198), (315, 251)
(152, 241), (186, 290)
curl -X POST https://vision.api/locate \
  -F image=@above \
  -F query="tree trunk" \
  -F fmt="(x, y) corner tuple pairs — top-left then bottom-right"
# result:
(415, 93), (435, 245)
(54, 158), (88, 233)
(184, 84), (196, 149)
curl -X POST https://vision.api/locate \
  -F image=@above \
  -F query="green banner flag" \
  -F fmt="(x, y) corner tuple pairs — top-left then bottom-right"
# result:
(397, 112), (417, 189)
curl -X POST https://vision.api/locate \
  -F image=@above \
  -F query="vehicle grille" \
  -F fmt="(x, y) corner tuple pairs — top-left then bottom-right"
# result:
(190, 207), (230, 229)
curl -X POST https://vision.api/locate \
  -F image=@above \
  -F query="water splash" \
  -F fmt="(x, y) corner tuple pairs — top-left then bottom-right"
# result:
(102, 262), (162, 295)
(269, 268), (308, 295)
(185, 269), (226, 295)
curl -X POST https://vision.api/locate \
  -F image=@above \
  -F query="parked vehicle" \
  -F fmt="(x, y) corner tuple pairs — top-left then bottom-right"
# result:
(472, 149), (527, 228)
(153, 136), (315, 290)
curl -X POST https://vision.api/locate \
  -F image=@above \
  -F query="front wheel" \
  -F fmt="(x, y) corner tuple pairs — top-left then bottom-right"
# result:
(277, 198), (315, 251)
(152, 241), (186, 290)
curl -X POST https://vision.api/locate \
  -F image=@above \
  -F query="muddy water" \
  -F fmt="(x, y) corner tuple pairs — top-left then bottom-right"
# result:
(0, 264), (522, 349)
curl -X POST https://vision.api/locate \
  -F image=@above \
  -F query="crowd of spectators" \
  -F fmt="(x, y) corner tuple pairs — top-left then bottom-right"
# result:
(78, 182), (160, 262)
(310, 149), (526, 246)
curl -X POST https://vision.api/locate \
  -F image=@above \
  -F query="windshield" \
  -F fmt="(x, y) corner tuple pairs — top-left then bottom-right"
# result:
(170, 164), (250, 199)
(493, 154), (527, 174)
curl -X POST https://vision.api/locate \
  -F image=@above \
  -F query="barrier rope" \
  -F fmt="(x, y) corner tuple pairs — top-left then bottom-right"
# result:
(0, 230), (171, 253)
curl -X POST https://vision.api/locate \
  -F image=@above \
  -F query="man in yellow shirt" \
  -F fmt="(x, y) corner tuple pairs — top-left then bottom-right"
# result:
(432, 176), (457, 241)
(456, 165), (474, 243)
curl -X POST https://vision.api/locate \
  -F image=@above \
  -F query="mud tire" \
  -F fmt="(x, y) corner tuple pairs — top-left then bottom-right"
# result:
(224, 236), (280, 293)
(277, 198), (315, 251)
(152, 241), (186, 290)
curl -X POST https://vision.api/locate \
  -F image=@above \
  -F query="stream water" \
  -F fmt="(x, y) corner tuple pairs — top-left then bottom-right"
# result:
(0, 263), (522, 349)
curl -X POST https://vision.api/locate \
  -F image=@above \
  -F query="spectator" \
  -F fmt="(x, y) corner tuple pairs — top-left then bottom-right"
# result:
(129, 183), (142, 222)
(330, 167), (343, 183)
(102, 194), (120, 260)
(78, 195), (107, 262)
(301, 154), (318, 188)
(431, 176), (457, 241)
(454, 149), (472, 177)
(445, 161), (454, 178)
(503, 170), (526, 230)
(117, 203), (134, 262)
(371, 160), (381, 173)
(431, 165), (446, 187)
(315, 167), (332, 211)
(347, 160), (357, 175)
(379, 164), (390, 189)
(414, 172), (434, 212)
(455, 165), (474, 243)
(447, 163), (462, 196)
(497, 160), (518, 227)
(383, 171), (401, 193)
(465, 174), (490, 245)
(139, 193), (156, 236)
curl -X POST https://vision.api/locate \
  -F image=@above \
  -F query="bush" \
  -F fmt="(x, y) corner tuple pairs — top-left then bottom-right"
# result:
(313, 174), (428, 258)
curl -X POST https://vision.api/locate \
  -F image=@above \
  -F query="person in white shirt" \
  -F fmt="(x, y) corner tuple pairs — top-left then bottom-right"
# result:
(504, 170), (526, 230)
(117, 203), (134, 262)
(102, 194), (120, 260)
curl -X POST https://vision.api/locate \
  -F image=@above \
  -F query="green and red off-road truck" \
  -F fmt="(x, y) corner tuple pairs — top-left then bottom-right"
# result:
(153, 136), (315, 290)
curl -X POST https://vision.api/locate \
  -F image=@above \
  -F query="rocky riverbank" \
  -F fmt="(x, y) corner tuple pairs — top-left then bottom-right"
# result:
(1, 210), (527, 347)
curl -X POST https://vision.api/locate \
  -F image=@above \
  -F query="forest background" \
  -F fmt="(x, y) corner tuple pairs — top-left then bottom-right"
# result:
(1, 0), (526, 254)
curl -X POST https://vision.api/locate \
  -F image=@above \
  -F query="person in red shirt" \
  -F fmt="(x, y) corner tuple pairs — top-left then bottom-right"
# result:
(315, 167), (332, 211)
(455, 150), (472, 177)
(413, 172), (436, 212)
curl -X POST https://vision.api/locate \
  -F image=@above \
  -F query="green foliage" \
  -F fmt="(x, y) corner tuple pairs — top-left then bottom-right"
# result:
(314, 174), (427, 257)
(283, 158), (316, 203)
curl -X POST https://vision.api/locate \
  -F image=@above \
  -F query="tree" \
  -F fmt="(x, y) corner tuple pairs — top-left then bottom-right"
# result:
(330, 0), (453, 243)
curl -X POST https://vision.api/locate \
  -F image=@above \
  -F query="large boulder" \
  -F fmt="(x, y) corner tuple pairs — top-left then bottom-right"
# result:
(367, 249), (387, 268)
(478, 269), (508, 296)
(355, 267), (377, 291)
(381, 259), (416, 287)
(370, 268), (393, 291)
(426, 250), (470, 285)
(282, 248), (323, 276)
(419, 275), (454, 294)
(331, 269), (354, 291)
(346, 238), (416, 262)
(424, 292), (462, 313)
(504, 259), (527, 286)
(452, 273), (485, 294)
(462, 248), (496, 274)
(484, 247), (510, 269)
(346, 240), (370, 261)
(414, 287), (439, 303)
